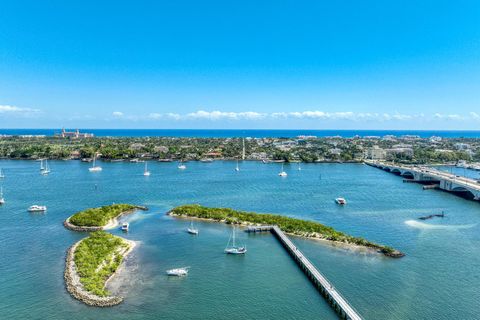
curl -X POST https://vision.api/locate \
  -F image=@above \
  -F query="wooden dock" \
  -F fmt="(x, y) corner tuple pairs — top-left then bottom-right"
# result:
(268, 226), (363, 320)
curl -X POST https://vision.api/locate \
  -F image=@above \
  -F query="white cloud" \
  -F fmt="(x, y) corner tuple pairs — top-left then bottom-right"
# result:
(105, 109), (480, 123)
(186, 110), (267, 120)
(434, 113), (464, 120)
(148, 113), (162, 119)
(0, 104), (40, 117)
(470, 112), (480, 120)
(166, 113), (181, 120)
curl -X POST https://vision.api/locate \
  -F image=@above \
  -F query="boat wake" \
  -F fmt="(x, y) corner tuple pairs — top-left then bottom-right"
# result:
(404, 220), (476, 230)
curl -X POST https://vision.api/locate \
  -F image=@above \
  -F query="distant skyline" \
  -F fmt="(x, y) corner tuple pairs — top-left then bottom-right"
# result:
(1, 1), (479, 129)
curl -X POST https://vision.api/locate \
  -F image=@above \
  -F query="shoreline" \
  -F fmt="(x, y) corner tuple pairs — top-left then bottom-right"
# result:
(63, 206), (148, 232)
(64, 237), (136, 307)
(168, 211), (404, 258)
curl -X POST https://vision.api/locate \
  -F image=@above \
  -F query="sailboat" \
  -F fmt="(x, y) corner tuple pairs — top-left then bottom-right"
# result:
(89, 154), (102, 172)
(178, 161), (186, 170)
(0, 168), (4, 179)
(187, 220), (199, 235)
(278, 163), (287, 177)
(235, 160), (240, 172)
(0, 187), (5, 205)
(224, 226), (247, 254)
(143, 161), (151, 176)
(40, 160), (51, 175)
(40, 159), (45, 171)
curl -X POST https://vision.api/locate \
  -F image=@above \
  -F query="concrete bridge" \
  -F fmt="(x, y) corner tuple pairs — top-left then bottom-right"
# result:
(365, 160), (480, 201)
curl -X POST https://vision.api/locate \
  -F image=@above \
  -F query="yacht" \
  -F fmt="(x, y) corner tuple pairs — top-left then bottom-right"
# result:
(200, 158), (213, 163)
(178, 161), (186, 170)
(40, 160), (51, 175)
(0, 187), (5, 205)
(89, 155), (102, 172)
(166, 267), (189, 276)
(143, 162), (151, 176)
(187, 221), (199, 235)
(28, 205), (47, 212)
(278, 163), (287, 177)
(224, 226), (247, 254)
(121, 222), (129, 232)
(335, 197), (347, 205)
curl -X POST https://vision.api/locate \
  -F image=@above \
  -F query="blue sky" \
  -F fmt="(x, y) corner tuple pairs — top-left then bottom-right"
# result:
(0, 0), (479, 129)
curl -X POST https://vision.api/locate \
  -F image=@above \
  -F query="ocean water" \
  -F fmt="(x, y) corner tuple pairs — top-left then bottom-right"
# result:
(0, 160), (479, 320)
(1, 128), (480, 138)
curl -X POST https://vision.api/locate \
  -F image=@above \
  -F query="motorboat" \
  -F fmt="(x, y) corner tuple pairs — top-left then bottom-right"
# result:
(121, 222), (129, 232)
(335, 197), (347, 205)
(28, 205), (47, 212)
(166, 267), (189, 276)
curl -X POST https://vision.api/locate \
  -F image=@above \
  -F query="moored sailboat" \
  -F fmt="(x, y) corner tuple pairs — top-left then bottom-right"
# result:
(143, 161), (151, 176)
(224, 226), (247, 254)
(187, 220), (198, 235)
(40, 160), (51, 175)
(89, 154), (102, 172)
(278, 163), (287, 177)
(0, 187), (5, 205)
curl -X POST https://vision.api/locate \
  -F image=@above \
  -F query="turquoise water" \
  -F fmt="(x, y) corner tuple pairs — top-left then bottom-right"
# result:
(0, 160), (479, 319)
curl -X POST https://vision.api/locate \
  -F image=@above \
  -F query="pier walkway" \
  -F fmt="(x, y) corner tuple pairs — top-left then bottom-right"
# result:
(246, 225), (363, 320)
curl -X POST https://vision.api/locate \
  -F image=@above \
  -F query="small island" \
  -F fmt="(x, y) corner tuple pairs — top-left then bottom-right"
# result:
(169, 204), (404, 258)
(64, 231), (135, 306)
(64, 204), (148, 231)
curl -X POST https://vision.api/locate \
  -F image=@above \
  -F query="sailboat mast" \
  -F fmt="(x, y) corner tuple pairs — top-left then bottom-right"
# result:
(242, 138), (245, 160)
(232, 227), (236, 248)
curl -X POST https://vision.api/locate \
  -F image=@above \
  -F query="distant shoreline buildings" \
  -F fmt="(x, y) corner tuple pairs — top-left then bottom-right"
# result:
(57, 128), (94, 138)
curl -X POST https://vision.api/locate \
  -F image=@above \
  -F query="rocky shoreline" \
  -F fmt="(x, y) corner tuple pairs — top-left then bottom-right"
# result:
(64, 238), (135, 307)
(63, 206), (148, 232)
(168, 211), (404, 258)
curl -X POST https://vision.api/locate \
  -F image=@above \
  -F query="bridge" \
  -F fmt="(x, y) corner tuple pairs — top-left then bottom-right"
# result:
(247, 225), (363, 320)
(365, 160), (480, 201)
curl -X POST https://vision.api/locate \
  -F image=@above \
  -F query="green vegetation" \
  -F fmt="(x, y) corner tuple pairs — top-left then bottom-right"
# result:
(171, 204), (400, 256)
(1, 134), (479, 164)
(69, 204), (137, 227)
(74, 231), (130, 296)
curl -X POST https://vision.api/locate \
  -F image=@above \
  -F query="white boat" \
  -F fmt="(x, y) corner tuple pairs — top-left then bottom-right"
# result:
(39, 159), (45, 171)
(143, 162), (151, 176)
(40, 160), (51, 175)
(235, 160), (240, 172)
(200, 158), (213, 162)
(187, 221), (199, 235)
(0, 187), (5, 205)
(166, 267), (189, 276)
(0, 168), (4, 179)
(28, 205), (47, 212)
(224, 226), (247, 254)
(89, 155), (102, 172)
(121, 222), (129, 232)
(335, 197), (347, 205)
(278, 163), (287, 177)
(178, 161), (186, 170)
